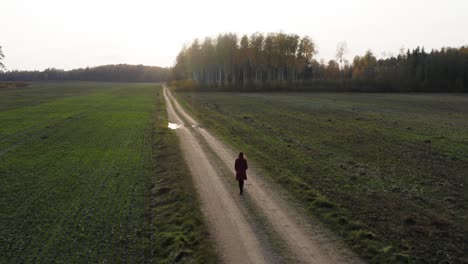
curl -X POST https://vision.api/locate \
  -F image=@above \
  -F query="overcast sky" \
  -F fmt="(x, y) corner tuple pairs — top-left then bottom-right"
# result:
(2, 0), (467, 70)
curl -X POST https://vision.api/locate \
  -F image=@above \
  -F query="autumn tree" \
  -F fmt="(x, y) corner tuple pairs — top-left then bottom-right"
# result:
(336, 41), (348, 76)
(249, 33), (265, 85)
(325, 60), (340, 79)
(172, 46), (188, 80)
(238, 35), (250, 87)
(201, 37), (216, 84)
(352, 50), (377, 80)
(297, 36), (316, 82)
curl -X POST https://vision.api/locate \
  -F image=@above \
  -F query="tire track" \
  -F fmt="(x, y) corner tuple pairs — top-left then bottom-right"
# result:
(163, 88), (269, 264)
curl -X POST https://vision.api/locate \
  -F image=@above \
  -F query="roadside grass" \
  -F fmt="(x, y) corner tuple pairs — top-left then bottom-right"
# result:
(176, 91), (468, 263)
(150, 88), (217, 263)
(0, 82), (215, 263)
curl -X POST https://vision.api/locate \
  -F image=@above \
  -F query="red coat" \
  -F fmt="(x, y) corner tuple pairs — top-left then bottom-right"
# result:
(235, 158), (248, 180)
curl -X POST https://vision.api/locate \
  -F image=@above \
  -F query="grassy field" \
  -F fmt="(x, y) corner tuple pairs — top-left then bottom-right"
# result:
(177, 91), (468, 263)
(0, 82), (215, 263)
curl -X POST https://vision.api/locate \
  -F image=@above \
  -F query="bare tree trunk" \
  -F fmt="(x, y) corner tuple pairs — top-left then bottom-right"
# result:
(244, 67), (247, 88)
(218, 69), (222, 86)
(259, 71), (263, 87)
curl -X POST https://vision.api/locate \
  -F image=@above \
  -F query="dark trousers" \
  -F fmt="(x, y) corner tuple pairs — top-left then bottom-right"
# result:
(238, 180), (244, 194)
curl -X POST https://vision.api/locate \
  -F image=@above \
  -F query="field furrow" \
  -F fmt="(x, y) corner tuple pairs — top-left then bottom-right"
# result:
(176, 91), (468, 263)
(0, 83), (215, 263)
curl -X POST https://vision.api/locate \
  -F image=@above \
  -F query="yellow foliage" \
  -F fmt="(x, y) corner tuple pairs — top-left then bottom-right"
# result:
(170, 80), (200, 90)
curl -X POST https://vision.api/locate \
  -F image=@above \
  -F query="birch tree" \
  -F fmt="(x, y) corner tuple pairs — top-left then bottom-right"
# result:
(0, 46), (5, 70)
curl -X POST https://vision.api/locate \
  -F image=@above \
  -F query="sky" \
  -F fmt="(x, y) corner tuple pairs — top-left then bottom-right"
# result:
(2, 0), (468, 71)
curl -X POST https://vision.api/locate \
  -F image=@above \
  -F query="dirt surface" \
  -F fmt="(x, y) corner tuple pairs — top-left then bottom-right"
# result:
(163, 86), (362, 264)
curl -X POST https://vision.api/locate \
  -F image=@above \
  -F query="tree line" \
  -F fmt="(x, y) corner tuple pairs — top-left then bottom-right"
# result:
(0, 64), (170, 83)
(171, 33), (468, 92)
(172, 33), (316, 87)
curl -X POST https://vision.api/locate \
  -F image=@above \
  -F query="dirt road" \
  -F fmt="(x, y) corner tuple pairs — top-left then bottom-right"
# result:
(163, 86), (361, 264)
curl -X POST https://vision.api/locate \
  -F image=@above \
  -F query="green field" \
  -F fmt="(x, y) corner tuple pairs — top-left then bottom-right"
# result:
(177, 91), (468, 263)
(0, 82), (215, 263)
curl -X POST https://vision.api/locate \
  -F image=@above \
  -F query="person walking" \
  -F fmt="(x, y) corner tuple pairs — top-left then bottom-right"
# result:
(235, 152), (248, 195)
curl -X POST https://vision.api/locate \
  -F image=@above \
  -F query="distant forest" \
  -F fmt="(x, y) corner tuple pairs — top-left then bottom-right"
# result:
(172, 33), (468, 92)
(0, 64), (170, 83)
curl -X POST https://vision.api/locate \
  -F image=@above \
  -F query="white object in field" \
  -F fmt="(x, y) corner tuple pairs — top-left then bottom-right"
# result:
(168, 122), (183, 129)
